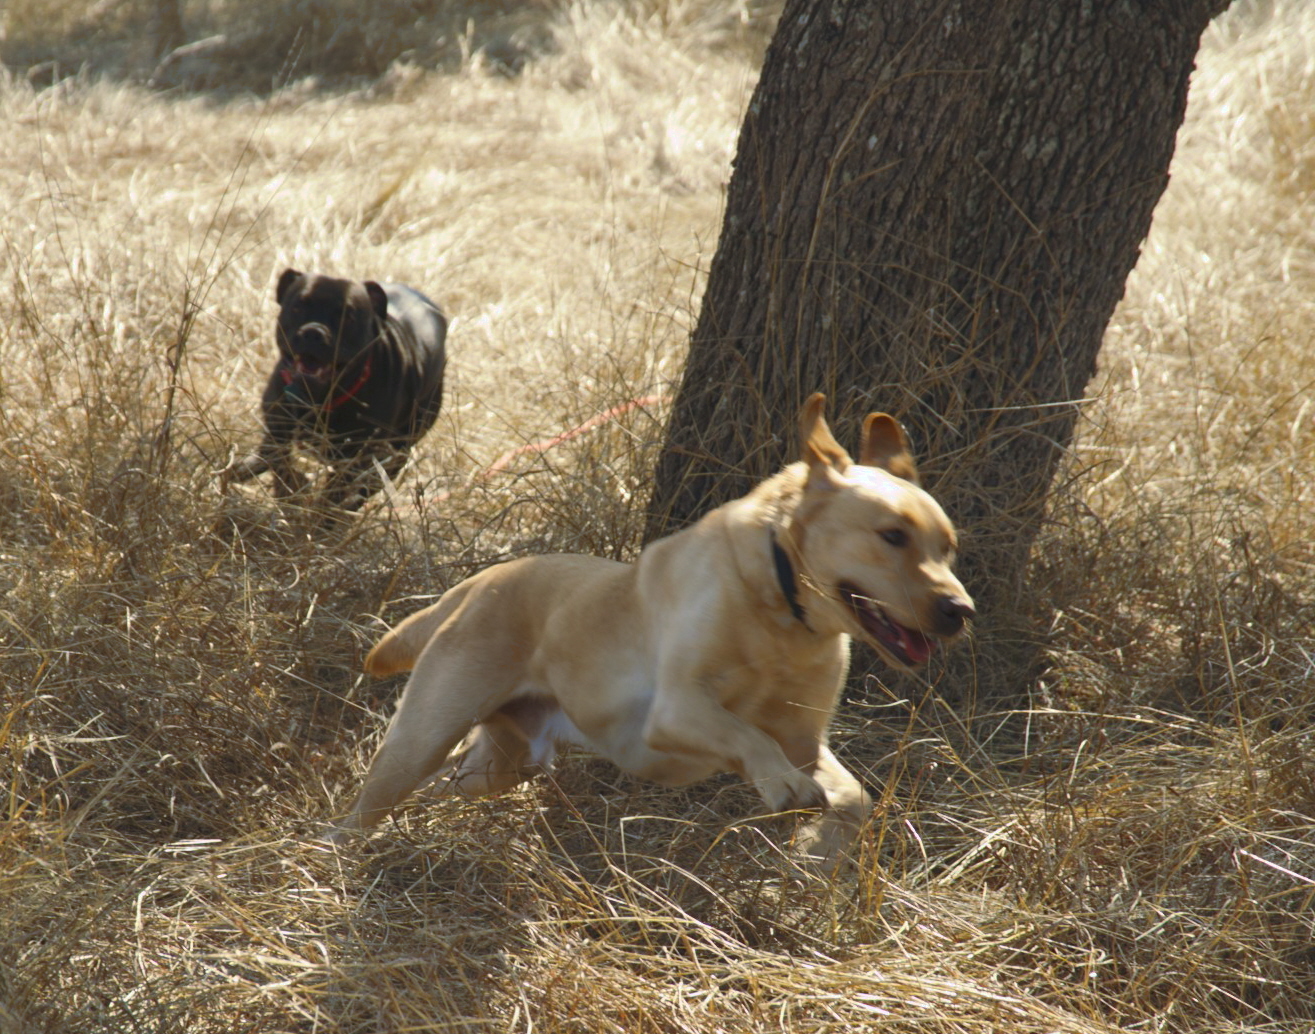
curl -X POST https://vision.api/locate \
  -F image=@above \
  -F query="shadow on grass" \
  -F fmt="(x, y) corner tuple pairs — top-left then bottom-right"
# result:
(2, 0), (779, 97)
(2, 0), (560, 96)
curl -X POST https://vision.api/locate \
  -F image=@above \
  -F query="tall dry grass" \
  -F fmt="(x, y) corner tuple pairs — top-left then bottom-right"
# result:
(1, 1), (1312, 1032)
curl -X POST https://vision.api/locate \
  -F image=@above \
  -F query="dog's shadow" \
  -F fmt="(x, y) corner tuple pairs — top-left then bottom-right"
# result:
(329, 758), (847, 961)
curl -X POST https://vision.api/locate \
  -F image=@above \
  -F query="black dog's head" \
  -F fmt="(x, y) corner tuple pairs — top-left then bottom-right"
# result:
(275, 268), (387, 404)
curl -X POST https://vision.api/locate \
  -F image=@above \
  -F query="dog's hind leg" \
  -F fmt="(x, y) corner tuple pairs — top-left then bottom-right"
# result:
(428, 709), (546, 798)
(330, 647), (519, 838)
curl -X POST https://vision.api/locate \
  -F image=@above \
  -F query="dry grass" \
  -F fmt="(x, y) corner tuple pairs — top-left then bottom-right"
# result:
(1, 1), (1313, 1031)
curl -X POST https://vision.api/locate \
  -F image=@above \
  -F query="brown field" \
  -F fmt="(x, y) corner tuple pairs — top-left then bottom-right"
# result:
(2, 1), (1313, 1032)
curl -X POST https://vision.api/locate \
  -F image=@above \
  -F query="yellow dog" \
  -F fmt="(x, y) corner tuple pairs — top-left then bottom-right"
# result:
(331, 394), (973, 866)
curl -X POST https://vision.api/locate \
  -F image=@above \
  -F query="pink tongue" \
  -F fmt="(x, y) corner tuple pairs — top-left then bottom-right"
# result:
(896, 625), (934, 664)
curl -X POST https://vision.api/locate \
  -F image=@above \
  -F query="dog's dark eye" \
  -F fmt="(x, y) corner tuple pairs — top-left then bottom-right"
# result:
(880, 528), (908, 548)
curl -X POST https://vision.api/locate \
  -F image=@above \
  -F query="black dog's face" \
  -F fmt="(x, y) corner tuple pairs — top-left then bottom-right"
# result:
(275, 269), (388, 403)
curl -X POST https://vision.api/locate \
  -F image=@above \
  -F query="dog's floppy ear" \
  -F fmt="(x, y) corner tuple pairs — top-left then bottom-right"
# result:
(276, 268), (302, 305)
(365, 281), (389, 321)
(799, 392), (853, 475)
(859, 413), (920, 484)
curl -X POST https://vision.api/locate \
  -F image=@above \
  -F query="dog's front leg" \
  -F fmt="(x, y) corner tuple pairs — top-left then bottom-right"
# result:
(320, 462), (372, 511)
(641, 680), (828, 815)
(792, 744), (871, 870)
(229, 384), (306, 497)
(219, 430), (303, 495)
(219, 449), (270, 487)
(266, 440), (308, 498)
(322, 441), (400, 511)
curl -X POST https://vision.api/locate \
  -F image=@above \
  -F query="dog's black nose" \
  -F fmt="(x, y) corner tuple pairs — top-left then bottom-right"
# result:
(935, 595), (976, 633)
(296, 324), (331, 349)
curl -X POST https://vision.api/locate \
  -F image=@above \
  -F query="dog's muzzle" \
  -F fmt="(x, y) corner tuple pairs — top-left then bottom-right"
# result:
(284, 324), (336, 384)
(837, 582), (974, 667)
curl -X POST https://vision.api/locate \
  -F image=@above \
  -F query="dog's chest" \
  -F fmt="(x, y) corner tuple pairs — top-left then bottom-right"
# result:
(711, 628), (846, 717)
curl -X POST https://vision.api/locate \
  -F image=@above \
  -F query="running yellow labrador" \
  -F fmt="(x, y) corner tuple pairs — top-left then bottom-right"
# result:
(329, 393), (974, 866)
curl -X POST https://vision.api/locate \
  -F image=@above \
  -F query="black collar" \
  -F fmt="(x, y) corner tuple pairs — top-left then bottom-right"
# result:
(771, 533), (811, 630)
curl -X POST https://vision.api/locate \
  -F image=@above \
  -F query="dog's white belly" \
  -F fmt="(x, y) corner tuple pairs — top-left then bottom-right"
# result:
(603, 723), (728, 786)
(589, 718), (724, 787)
(543, 682), (724, 787)
(523, 705), (587, 770)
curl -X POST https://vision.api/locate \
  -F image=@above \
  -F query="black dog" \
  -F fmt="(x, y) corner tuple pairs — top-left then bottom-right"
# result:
(222, 268), (448, 510)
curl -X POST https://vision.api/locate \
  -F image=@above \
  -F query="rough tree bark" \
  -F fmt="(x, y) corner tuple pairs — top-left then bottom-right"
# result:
(646, 0), (1233, 683)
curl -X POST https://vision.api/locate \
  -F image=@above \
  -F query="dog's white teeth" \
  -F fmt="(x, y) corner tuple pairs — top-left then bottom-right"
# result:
(862, 598), (893, 632)
(294, 357), (329, 381)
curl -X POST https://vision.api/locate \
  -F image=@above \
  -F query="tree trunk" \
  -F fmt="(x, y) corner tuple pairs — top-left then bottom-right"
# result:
(646, 0), (1232, 684)
(152, 0), (186, 58)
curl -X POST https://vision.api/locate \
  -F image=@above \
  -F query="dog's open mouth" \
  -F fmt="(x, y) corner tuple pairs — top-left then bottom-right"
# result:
(837, 582), (935, 667)
(291, 354), (331, 383)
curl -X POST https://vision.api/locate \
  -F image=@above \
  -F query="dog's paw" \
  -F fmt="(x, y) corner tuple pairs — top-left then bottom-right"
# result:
(792, 811), (862, 875)
(318, 822), (357, 848)
(757, 768), (828, 815)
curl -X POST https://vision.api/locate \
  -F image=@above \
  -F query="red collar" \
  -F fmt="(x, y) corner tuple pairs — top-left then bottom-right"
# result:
(280, 355), (374, 411)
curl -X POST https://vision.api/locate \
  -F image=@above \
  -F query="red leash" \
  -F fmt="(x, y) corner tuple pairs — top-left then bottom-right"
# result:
(481, 394), (668, 478)
(410, 394), (670, 507)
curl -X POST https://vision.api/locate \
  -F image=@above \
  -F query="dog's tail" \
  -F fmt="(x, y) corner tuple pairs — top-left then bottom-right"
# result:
(364, 596), (456, 677)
